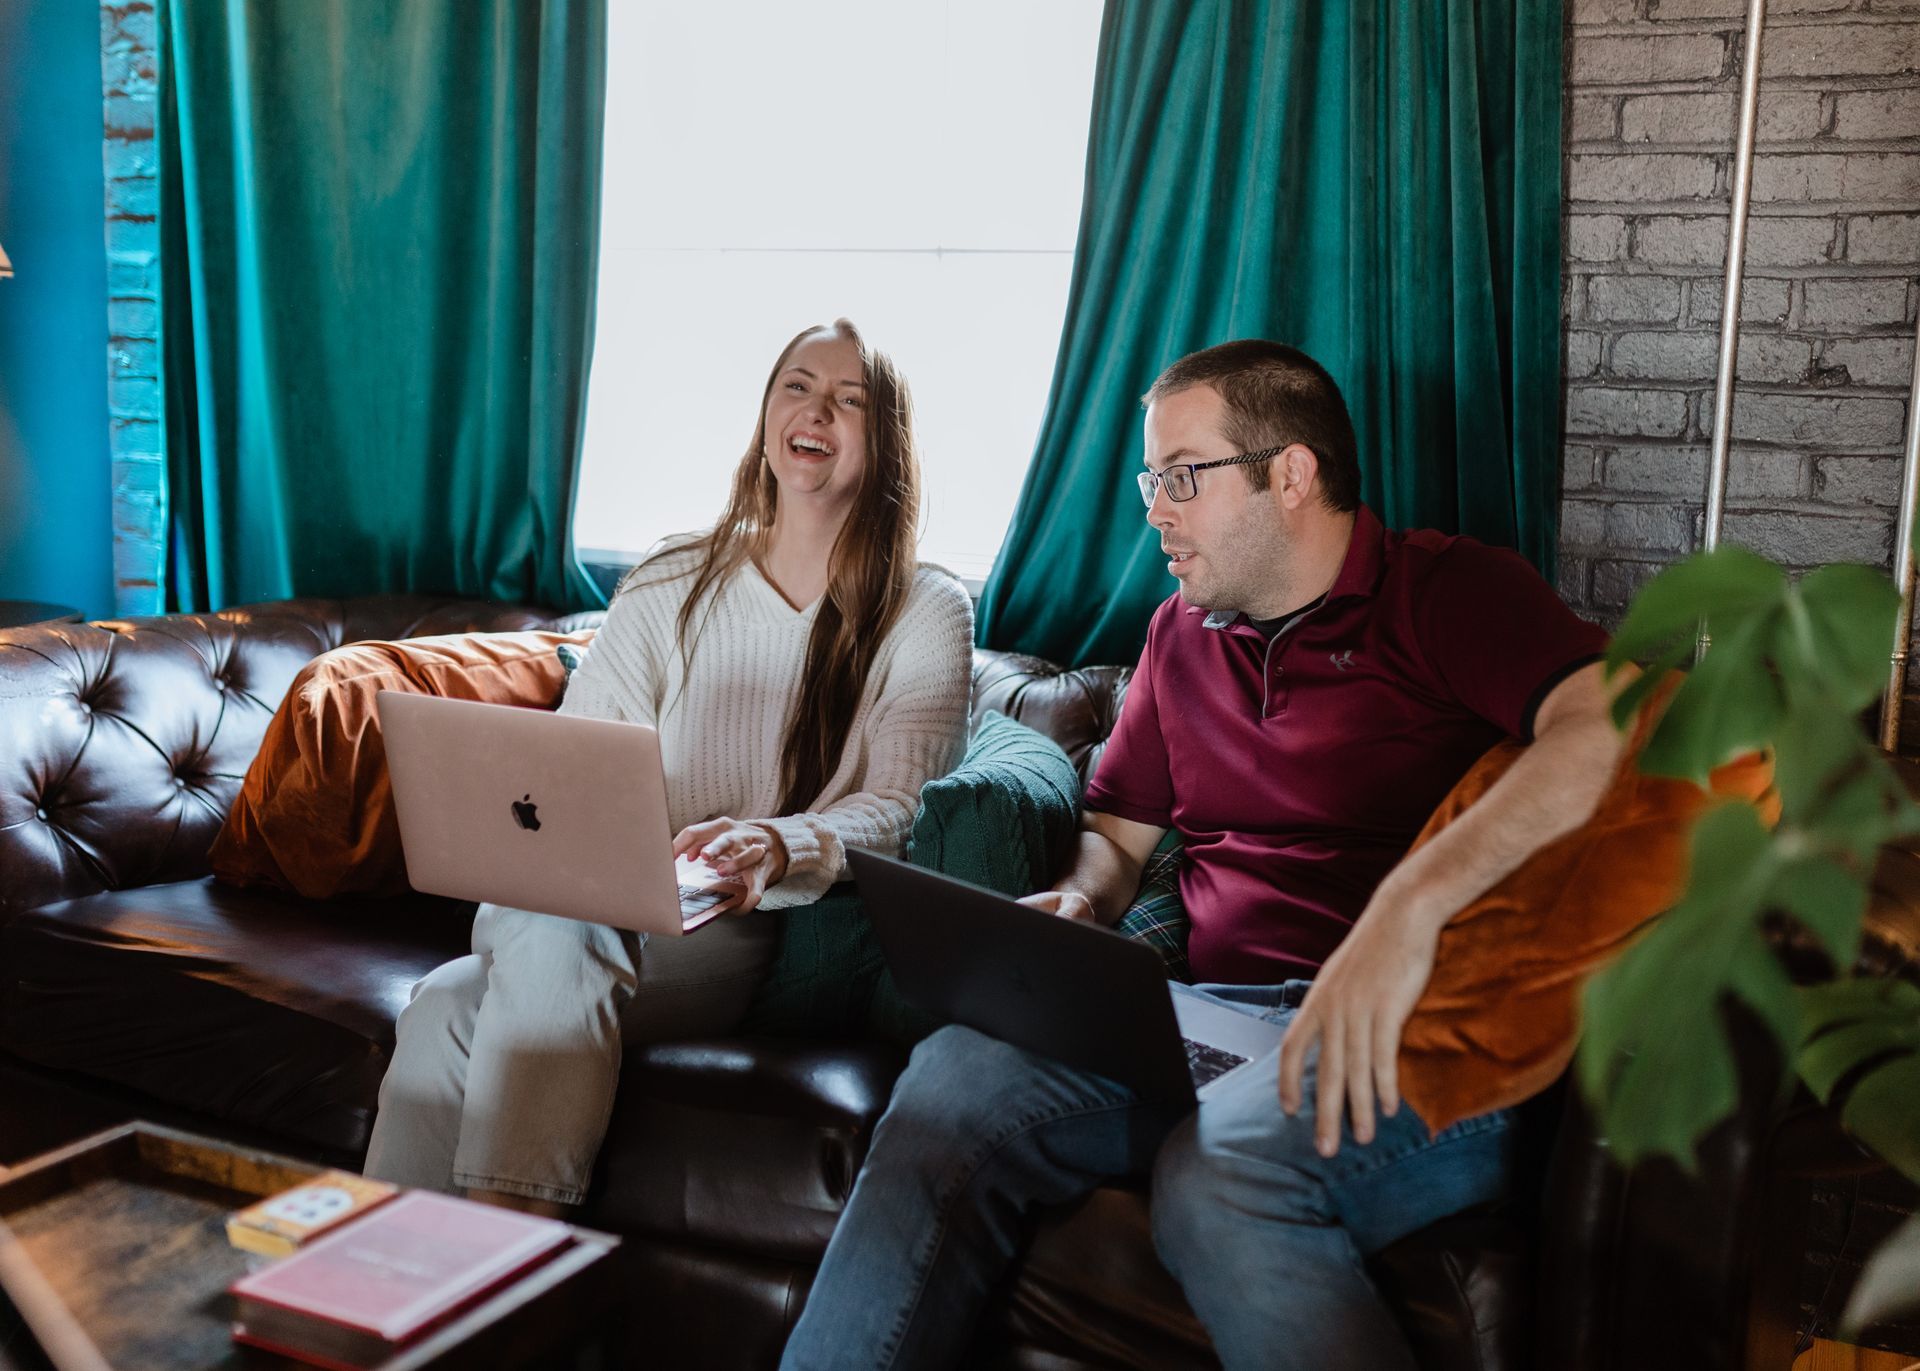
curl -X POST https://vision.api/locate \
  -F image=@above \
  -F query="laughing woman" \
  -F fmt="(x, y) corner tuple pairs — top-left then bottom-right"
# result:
(364, 319), (974, 1213)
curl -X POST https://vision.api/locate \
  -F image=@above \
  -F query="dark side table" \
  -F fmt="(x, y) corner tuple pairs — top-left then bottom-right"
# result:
(0, 603), (81, 631)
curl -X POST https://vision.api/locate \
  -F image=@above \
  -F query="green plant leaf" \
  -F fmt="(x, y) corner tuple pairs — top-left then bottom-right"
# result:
(1797, 750), (1920, 866)
(1841, 1213), (1920, 1338)
(1785, 564), (1900, 712)
(1605, 548), (1786, 674)
(1768, 855), (1867, 969)
(1770, 700), (1872, 825)
(1727, 940), (1802, 1058)
(1796, 979), (1911, 1097)
(1797, 979), (1920, 1183)
(1578, 803), (1780, 1168)
(1596, 537), (1918, 1192)
(1638, 615), (1783, 784)
(1842, 1049), (1920, 1183)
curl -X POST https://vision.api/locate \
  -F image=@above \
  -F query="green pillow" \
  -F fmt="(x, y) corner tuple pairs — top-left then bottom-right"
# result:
(907, 710), (1083, 896)
(741, 711), (1081, 1043)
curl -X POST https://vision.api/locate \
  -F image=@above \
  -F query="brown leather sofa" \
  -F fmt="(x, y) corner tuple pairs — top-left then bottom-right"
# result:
(2, 596), (1915, 1370)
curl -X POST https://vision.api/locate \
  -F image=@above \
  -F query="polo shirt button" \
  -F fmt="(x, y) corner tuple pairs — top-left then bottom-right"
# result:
(35, 807), (49, 821)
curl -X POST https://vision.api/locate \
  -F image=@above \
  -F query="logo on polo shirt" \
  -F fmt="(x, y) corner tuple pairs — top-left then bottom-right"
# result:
(1330, 650), (1355, 672)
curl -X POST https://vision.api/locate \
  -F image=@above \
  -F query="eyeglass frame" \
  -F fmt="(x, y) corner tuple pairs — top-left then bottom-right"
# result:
(1136, 444), (1287, 508)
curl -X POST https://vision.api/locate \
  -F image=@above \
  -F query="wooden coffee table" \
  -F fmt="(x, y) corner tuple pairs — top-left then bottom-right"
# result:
(0, 1125), (621, 1370)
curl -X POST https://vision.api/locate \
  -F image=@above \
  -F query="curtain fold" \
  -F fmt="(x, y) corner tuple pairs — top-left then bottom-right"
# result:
(976, 0), (1564, 667)
(158, 0), (607, 612)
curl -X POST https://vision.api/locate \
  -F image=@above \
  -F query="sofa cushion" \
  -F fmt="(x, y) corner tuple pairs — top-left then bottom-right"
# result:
(208, 629), (594, 900)
(586, 1038), (907, 1262)
(0, 878), (473, 1156)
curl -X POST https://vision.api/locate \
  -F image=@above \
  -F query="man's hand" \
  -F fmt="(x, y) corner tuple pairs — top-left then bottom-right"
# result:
(1276, 895), (1442, 1157)
(1018, 890), (1100, 923)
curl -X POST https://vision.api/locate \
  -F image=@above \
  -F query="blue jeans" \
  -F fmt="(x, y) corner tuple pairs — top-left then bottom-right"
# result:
(779, 982), (1517, 1371)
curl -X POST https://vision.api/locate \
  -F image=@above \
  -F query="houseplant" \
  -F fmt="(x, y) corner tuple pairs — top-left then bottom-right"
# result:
(1576, 543), (1920, 1331)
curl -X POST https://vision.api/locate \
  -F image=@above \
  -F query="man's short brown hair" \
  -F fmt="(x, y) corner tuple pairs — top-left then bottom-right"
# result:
(1143, 340), (1361, 512)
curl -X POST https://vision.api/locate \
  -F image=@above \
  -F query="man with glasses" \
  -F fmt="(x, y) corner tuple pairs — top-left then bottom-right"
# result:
(781, 340), (1619, 1371)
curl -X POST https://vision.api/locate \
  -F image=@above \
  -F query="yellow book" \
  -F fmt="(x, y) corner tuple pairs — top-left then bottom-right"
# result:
(226, 1170), (400, 1258)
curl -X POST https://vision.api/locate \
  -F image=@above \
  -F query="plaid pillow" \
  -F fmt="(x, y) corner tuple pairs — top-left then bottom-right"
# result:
(1114, 834), (1191, 983)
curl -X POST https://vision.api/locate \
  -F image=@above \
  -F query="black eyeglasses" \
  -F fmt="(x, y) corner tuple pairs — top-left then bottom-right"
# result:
(1136, 446), (1285, 507)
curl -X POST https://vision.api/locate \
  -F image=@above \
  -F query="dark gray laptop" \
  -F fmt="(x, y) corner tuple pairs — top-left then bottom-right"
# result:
(848, 849), (1284, 1107)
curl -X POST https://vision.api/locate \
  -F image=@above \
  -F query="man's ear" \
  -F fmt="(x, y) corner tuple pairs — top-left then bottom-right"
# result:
(1275, 443), (1321, 511)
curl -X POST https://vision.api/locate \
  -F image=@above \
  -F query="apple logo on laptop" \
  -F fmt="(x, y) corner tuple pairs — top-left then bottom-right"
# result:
(510, 794), (541, 832)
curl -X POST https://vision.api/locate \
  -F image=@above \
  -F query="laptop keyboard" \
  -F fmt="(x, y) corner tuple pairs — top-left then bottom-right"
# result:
(678, 885), (729, 918)
(1183, 1038), (1249, 1089)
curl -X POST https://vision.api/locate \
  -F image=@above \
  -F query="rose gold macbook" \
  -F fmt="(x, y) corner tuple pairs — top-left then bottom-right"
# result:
(376, 692), (737, 934)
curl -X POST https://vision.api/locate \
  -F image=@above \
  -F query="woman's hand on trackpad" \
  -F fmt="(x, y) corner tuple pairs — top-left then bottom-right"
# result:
(672, 817), (789, 915)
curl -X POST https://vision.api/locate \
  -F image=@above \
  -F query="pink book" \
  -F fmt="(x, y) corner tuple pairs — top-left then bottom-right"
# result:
(229, 1190), (572, 1368)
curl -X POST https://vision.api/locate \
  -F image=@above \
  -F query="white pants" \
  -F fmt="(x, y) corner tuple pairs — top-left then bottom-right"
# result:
(364, 902), (778, 1205)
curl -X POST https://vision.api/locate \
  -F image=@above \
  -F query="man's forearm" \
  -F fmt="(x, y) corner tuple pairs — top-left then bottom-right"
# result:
(1373, 708), (1624, 935)
(1055, 828), (1152, 927)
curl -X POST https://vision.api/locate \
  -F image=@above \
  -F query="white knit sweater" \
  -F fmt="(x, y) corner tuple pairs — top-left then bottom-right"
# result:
(557, 548), (974, 909)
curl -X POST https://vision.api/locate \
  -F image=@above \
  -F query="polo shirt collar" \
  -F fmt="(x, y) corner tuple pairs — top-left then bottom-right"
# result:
(1326, 504), (1387, 602)
(1197, 505), (1387, 632)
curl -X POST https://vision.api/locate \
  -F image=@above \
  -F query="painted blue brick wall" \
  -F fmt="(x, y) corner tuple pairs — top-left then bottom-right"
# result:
(101, 0), (163, 614)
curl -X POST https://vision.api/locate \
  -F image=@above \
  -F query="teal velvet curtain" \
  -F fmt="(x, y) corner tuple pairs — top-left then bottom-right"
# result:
(158, 0), (606, 612)
(976, 0), (1564, 666)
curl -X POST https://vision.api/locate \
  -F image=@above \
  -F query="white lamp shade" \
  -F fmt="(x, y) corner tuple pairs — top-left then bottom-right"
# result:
(0, 241), (12, 278)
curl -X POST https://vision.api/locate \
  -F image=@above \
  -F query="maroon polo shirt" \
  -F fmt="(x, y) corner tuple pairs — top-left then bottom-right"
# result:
(1083, 506), (1609, 986)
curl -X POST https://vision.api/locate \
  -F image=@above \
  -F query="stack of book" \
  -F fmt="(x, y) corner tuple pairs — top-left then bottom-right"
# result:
(229, 1188), (573, 1369)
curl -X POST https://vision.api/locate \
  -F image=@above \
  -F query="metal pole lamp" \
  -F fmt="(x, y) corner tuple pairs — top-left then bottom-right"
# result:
(1697, 0), (1768, 662)
(1878, 312), (1920, 752)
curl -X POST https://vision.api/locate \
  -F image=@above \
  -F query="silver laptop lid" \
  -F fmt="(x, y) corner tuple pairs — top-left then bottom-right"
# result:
(377, 692), (692, 934)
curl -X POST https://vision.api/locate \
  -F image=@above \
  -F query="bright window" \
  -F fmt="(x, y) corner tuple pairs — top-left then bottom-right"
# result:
(575, 0), (1104, 584)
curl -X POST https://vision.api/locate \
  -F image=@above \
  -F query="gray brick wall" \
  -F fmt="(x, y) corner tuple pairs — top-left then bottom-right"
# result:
(1561, 0), (1920, 634)
(100, 1), (162, 614)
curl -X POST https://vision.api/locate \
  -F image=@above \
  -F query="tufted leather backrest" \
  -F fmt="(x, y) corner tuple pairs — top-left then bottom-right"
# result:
(971, 649), (1131, 788)
(0, 597), (601, 919)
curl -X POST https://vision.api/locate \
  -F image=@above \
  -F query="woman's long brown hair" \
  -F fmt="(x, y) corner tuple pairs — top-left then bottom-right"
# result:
(621, 319), (921, 817)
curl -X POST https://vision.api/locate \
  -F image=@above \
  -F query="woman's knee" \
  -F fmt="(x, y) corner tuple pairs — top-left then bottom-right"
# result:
(393, 954), (488, 1061)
